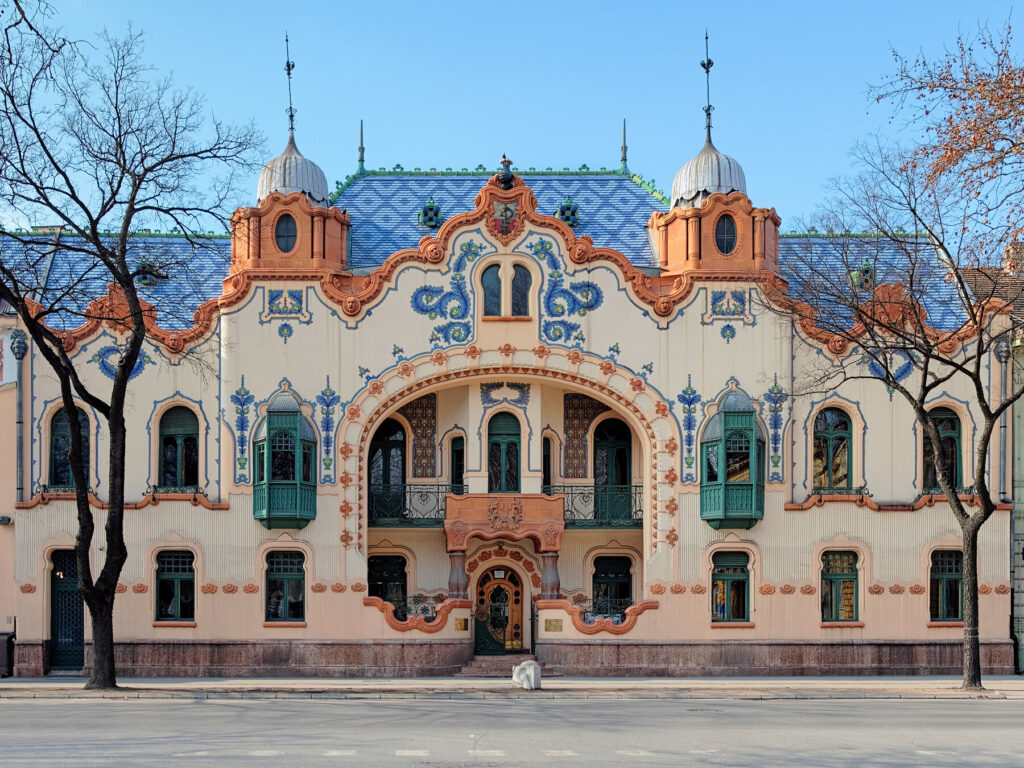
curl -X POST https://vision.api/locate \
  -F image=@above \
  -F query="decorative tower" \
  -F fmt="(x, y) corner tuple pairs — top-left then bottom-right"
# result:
(648, 34), (780, 275)
(230, 34), (349, 276)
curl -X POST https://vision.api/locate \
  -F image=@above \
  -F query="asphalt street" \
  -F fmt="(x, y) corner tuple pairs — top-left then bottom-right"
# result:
(0, 698), (1021, 767)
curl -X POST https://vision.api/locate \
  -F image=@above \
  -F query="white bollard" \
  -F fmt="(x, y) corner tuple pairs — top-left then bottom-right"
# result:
(511, 659), (542, 690)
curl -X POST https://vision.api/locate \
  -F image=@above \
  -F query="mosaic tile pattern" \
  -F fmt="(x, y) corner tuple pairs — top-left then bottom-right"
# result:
(398, 393), (437, 478)
(562, 393), (610, 479)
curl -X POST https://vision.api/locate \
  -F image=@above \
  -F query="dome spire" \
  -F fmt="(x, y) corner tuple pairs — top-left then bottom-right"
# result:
(701, 31), (714, 144)
(284, 32), (296, 134)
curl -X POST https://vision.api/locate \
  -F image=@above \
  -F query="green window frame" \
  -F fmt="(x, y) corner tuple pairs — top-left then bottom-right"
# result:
(813, 408), (852, 491)
(711, 551), (749, 622)
(158, 406), (200, 489)
(155, 550), (195, 622)
(50, 406), (89, 488)
(930, 550), (963, 621)
(923, 407), (961, 491)
(487, 412), (521, 493)
(821, 551), (858, 622)
(252, 393), (317, 529)
(700, 397), (765, 529)
(265, 551), (305, 621)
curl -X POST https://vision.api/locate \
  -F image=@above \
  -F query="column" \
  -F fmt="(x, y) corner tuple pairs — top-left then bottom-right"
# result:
(541, 552), (560, 600)
(447, 552), (468, 599)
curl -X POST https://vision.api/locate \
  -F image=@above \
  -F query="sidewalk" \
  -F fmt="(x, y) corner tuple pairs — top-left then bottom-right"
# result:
(2, 674), (1023, 700)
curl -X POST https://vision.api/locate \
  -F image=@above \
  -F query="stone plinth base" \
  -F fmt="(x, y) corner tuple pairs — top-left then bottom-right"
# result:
(534, 639), (1016, 676)
(92, 639), (474, 677)
(13, 641), (47, 677)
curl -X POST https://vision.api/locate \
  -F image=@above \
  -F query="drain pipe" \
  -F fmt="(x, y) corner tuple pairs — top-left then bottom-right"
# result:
(995, 340), (1018, 672)
(10, 330), (28, 503)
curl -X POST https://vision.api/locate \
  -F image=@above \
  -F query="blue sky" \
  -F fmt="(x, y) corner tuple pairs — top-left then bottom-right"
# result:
(56, 0), (1017, 229)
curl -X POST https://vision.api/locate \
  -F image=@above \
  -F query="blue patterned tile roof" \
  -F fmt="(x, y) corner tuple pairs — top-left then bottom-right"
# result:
(331, 171), (669, 270)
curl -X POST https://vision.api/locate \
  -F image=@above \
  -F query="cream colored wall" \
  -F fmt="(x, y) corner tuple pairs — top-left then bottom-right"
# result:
(0, 381), (15, 636)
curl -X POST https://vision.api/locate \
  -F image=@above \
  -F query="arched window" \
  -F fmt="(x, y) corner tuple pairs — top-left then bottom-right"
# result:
(450, 436), (465, 495)
(591, 556), (632, 622)
(930, 550), (963, 621)
(482, 264), (502, 317)
(369, 419), (407, 521)
(813, 408), (851, 491)
(715, 214), (737, 254)
(821, 551), (858, 622)
(711, 551), (749, 622)
(923, 407), (961, 491)
(159, 406), (199, 488)
(265, 551), (305, 621)
(368, 555), (409, 620)
(274, 213), (297, 252)
(50, 407), (89, 488)
(700, 392), (765, 529)
(511, 264), (531, 316)
(156, 551), (195, 622)
(487, 412), (520, 493)
(252, 393), (317, 529)
(594, 418), (633, 521)
(542, 437), (552, 489)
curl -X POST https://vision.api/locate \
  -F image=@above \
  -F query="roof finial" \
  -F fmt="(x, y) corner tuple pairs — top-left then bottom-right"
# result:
(284, 33), (296, 134)
(620, 118), (629, 174)
(701, 30), (714, 143)
(357, 119), (365, 173)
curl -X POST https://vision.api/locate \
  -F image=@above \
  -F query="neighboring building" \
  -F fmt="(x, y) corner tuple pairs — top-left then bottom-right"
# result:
(0, 121), (1015, 677)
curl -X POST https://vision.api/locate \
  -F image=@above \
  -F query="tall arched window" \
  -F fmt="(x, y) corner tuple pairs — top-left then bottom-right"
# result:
(594, 418), (632, 521)
(159, 406), (199, 488)
(542, 437), (552, 489)
(252, 393), (317, 529)
(700, 392), (765, 529)
(369, 419), (407, 521)
(50, 407), (89, 488)
(487, 412), (520, 493)
(450, 436), (465, 495)
(482, 264), (502, 317)
(923, 407), (961, 491)
(813, 408), (851, 491)
(511, 264), (531, 316)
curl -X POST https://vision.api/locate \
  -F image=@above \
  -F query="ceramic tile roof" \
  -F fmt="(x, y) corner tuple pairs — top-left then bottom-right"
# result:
(330, 171), (669, 270)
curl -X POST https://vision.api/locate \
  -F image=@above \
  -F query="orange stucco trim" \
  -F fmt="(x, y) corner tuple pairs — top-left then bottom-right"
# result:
(263, 621), (307, 628)
(152, 621), (197, 628)
(710, 622), (755, 629)
(535, 598), (659, 635)
(15, 490), (229, 510)
(820, 621), (865, 629)
(784, 493), (1012, 513)
(362, 597), (473, 633)
(927, 621), (965, 628)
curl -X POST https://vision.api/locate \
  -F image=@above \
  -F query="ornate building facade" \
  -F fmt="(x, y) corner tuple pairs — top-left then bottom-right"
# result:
(0, 124), (1015, 676)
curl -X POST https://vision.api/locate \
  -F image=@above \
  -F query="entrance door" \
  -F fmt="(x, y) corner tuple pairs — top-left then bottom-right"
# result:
(473, 567), (524, 654)
(594, 418), (632, 521)
(49, 550), (84, 670)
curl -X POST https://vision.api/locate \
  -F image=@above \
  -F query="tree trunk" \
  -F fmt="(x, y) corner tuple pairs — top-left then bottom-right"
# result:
(85, 592), (117, 689)
(961, 520), (983, 690)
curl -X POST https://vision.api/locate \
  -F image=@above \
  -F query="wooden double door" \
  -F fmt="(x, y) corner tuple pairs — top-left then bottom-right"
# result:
(473, 567), (524, 655)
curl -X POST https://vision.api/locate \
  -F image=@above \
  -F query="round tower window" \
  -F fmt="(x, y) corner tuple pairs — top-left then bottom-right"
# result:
(275, 214), (297, 253)
(715, 215), (737, 255)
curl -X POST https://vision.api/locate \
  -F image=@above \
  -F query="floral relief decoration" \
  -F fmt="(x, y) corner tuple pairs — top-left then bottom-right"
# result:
(676, 375), (702, 482)
(762, 375), (788, 483)
(316, 376), (340, 483)
(525, 238), (602, 346)
(229, 376), (254, 484)
(410, 239), (486, 347)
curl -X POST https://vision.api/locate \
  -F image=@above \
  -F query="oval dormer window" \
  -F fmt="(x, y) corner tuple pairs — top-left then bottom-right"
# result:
(275, 214), (297, 253)
(715, 214), (737, 255)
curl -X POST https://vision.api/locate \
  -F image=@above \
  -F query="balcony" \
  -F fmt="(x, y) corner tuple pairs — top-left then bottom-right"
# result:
(368, 484), (465, 527)
(253, 480), (317, 529)
(542, 485), (643, 528)
(576, 598), (634, 624)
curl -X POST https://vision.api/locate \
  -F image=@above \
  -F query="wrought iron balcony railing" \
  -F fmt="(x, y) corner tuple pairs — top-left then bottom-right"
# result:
(574, 598), (635, 624)
(367, 484), (465, 527)
(542, 484), (643, 528)
(387, 596), (440, 622)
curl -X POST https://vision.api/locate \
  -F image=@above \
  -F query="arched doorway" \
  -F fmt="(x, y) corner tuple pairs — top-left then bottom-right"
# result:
(594, 418), (632, 521)
(473, 566), (524, 655)
(368, 418), (407, 521)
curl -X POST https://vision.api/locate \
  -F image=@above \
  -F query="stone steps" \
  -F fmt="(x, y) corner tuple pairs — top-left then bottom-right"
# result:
(456, 653), (558, 678)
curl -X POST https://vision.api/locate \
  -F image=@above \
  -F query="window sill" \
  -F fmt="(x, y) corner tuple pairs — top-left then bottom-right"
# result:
(927, 621), (964, 628)
(820, 621), (864, 628)
(481, 316), (531, 322)
(710, 621), (755, 629)
(263, 621), (307, 628)
(152, 621), (196, 628)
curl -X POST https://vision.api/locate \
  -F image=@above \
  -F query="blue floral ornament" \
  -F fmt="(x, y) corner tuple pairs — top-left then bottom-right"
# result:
(278, 323), (293, 344)
(721, 324), (736, 344)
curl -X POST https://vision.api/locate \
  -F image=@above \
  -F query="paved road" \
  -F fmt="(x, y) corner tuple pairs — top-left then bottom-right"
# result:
(0, 698), (1021, 767)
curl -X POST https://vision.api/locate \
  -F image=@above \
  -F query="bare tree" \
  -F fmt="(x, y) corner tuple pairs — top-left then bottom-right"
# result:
(768, 132), (1024, 689)
(0, 3), (261, 688)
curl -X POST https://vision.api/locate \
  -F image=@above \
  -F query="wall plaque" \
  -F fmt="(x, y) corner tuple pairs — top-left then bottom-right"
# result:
(544, 619), (563, 632)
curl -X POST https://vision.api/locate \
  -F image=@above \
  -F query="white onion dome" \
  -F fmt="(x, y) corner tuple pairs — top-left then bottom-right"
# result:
(257, 129), (329, 207)
(670, 129), (747, 209)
